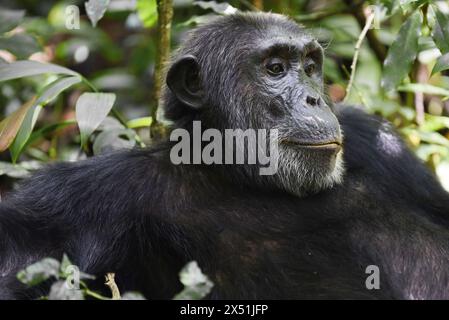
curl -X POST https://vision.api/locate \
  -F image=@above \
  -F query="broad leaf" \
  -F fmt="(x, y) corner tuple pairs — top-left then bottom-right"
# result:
(0, 60), (78, 82)
(48, 281), (85, 300)
(0, 97), (36, 152)
(9, 105), (42, 163)
(0, 160), (41, 178)
(0, 34), (41, 59)
(85, 0), (110, 27)
(397, 83), (449, 97)
(432, 7), (449, 54)
(17, 258), (60, 286)
(0, 8), (25, 34)
(75, 92), (116, 147)
(93, 128), (136, 155)
(126, 116), (152, 129)
(121, 292), (146, 300)
(381, 11), (421, 92)
(432, 52), (449, 75)
(194, 1), (238, 15)
(136, 0), (158, 28)
(173, 261), (214, 300)
(9, 76), (81, 162)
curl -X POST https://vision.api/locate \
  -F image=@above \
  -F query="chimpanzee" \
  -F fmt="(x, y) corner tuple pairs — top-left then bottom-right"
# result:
(1, 12), (449, 300)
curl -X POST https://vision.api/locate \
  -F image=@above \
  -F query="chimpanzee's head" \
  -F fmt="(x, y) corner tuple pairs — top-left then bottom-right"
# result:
(164, 12), (344, 196)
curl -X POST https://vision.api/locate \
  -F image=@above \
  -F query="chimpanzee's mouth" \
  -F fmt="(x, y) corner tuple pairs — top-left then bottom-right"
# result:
(281, 139), (342, 151)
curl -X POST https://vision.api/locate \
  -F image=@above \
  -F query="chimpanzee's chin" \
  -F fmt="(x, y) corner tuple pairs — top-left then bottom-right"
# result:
(275, 146), (345, 197)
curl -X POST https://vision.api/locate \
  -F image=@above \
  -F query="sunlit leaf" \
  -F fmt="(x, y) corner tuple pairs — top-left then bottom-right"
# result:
(421, 114), (449, 132)
(0, 60), (78, 82)
(173, 261), (214, 300)
(0, 160), (41, 178)
(436, 161), (449, 192)
(136, 0), (158, 28)
(381, 11), (421, 92)
(75, 92), (116, 147)
(397, 83), (449, 97)
(403, 128), (449, 147)
(0, 97), (37, 152)
(194, 1), (238, 15)
(0, 8), (25, 34)
(48, 280), (85, 300)
(9, 76), (81, 162)
(85, 0), (110, 27)
(17, 258), (60, 286)
(126, 116), (152, 129)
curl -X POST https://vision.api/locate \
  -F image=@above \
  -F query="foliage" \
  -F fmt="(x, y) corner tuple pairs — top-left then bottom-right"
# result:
(17, 255), (211, 300)
(1, 0), (449, 299)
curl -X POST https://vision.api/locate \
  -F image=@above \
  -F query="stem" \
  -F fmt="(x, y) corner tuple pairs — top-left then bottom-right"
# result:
(151, 0), (173, 140)
(105, 273), (121, 300)
(344, 0), (387, 62)
(83, 288), (111, 300)
(345, 10), (375, 102)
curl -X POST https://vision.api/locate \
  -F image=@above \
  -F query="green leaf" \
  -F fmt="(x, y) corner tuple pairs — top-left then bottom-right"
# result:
(121, 292), (146, 300)
(432, 7), (449, 54)
(48, 281), (85, 300)
(126, 116), (152, 129)
(194, 1), (238, 15)
(397, 83), (449, 97)
(381, 11), (421, 92)
(432, 52), (449, 75)
(0, 97), (37, 152)
(85, 0), (110, 27)
(436, 161), (449, 192)
(136, 0), (158, 28)
(0, 8), (25, 34)
(0, 60), (78, 82)
(75, 92), (116, 147)
(9, 76), (81, 162)
(60, 254), (73, 277)
(27, 120), (76, 148)
(0, 34), (41, 59)
(93, 128), (136, 155)
(421, 114), (449, 132)
(0, 160), (41, 178)
(17, 258), (60, 286)
(403, 127), (449, 147)
(173, 261), (214, 300)
(9, 105), (42, 163)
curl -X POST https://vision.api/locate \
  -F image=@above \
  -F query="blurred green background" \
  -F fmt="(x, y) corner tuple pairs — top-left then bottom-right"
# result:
(0, 0), (449, 194)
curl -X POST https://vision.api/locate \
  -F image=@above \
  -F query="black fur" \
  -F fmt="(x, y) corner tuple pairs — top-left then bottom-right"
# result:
(1, 13), (449, 300)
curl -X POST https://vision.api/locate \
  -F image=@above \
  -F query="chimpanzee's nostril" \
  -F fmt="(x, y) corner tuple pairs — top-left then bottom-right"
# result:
(306, 95), (320, 106)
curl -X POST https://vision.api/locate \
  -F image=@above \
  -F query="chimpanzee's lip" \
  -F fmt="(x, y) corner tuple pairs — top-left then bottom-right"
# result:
(281, 139), (342, 150)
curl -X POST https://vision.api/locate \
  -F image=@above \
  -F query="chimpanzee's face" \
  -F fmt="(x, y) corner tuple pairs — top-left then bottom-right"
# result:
(166, 13), (344, 196)
(235, 24), (344, 195)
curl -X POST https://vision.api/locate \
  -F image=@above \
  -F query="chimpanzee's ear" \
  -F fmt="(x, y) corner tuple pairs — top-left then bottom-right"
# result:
(166, 55), (204, 109)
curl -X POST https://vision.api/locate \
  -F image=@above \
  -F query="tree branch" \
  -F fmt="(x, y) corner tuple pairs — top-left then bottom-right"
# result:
(345, 11), (375, 102)
(150, 0), (173, 140)
(344, 0), (387, 62)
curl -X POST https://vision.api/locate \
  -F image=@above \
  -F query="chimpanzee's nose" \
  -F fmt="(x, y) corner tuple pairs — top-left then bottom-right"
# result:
(306, 95), (321, 107)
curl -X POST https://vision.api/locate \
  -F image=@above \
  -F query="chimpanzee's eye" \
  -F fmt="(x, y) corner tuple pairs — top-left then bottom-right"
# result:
(266, 58), (286, 76)
(304, 62), (316, 77)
